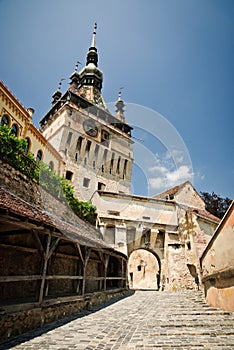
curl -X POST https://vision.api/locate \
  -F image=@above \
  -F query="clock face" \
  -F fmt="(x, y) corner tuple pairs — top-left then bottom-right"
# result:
(83, 119), (98, 137)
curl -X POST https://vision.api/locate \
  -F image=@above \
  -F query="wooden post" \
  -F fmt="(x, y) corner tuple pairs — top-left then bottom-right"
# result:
(121, 258), (124, 288)
(39, 234), (51, 303)
(82, 248), (91, 296)
(104, 254), (109, 291)
(76, 244), (84, 294)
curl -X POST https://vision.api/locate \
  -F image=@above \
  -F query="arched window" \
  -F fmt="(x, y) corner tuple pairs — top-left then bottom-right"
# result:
(0, 115), (10, 126)
(49, 161), (54, 171)
(36, 150), (43, 162)
(11, 123), (18, 137)
(24, 138), (31, 154)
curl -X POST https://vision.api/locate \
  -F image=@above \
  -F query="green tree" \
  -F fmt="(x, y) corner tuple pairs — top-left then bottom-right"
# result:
(200, 191), (232, 219)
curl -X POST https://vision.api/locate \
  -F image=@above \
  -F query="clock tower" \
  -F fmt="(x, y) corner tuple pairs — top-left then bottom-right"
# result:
(40, 24), (133, 202)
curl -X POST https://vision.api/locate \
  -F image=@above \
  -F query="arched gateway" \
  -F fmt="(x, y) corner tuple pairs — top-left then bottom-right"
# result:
(128, 249), (161, 290)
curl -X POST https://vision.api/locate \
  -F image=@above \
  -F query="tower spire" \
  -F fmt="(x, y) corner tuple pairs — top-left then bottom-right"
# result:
(76, 23), (106, 109)
(86, 22), (98, 66)
(91, 22), (97, 48)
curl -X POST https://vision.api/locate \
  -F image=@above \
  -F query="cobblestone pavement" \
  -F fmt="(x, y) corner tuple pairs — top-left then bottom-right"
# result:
(1, 290), (234, 349)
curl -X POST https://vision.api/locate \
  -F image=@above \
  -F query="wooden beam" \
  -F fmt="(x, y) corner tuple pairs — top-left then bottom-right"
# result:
(0, 275), (125, 283)
(0, 243), (37, 254)
(0, 275), (41, 282)
(0, 229), (30, 236)
(48, 237), (60, 260)
(39, 233), (51, 303)
(76, 243), (84, 265)
(45, 275), (83, 280)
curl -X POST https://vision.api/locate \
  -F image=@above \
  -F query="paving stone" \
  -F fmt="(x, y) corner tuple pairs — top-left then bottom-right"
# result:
(0, 291), (234, 349)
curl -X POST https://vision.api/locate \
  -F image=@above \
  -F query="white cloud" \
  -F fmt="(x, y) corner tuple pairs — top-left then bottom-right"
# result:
(149, 165), (193, 191)
(148, 149), (194, 192)
(148, 177), (165, 189)
(166, 165), (193, 182)
(149, 165), (168, 174)
(165, 149), (184, 164)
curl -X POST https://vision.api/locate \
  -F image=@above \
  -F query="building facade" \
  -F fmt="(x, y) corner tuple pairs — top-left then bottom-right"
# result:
(40, 24), (133, 202)
(38, 25), (221, 291)
(201, 201), (234, 311)
(0, 80), (64, 175)
(92, 182), (220, 291)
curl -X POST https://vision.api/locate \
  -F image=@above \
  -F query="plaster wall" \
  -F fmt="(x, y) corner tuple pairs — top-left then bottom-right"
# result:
(175, 182), (205, 209)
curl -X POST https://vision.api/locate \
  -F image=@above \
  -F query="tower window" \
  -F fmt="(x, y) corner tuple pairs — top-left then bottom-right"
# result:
(76, 136), (84, 152)
(116, 156), (121, 174)
(66, 132), (73, 146)
(102, 149), (108, 172)
(36, 150), (43, 162)
(83, 177), (90, 188)
(137, 265), (142, 272)
(85, 140), (92, 156)
(65, 170), (73, 181)
(110, 153), (115, 174)
(0, 115), (10, 126)
(93, 160), (96, 169)
(94, 144), (99, 157)
(105, 225), (115, 244)
(11, 123), (18, 137)
(123, 159), (128, 179)
(101, 130), (110, 147)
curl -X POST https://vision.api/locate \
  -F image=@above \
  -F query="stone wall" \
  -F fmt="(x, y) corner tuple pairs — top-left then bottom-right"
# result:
(0, 158), (101, 237)
(0, 290), (133, 343)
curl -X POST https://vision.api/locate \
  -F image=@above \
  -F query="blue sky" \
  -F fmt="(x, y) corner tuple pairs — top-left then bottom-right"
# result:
(0, 0), (233, 199)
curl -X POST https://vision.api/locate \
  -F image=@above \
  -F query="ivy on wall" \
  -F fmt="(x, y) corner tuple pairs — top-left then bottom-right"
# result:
(0, 126), (97, 225)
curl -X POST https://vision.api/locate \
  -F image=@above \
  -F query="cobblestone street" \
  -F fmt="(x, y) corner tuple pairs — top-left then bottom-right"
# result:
(1, 290), (234, 350)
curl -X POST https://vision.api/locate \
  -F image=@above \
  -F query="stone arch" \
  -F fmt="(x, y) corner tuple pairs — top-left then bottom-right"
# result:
(128, 248), (161, 290)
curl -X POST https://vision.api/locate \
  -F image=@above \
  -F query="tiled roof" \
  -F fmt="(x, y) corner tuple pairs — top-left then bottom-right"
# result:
(0, 188), (112, 250)
(180, 204), (220, 223)
(153, 181), (189, 199)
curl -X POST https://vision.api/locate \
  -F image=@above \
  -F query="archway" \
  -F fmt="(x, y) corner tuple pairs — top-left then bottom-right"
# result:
(128, 249), (160, 290)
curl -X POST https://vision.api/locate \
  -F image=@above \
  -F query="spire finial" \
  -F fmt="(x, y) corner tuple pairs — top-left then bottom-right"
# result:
(75, 61), (82, 71)
(118, 86), (124, 100)
(58, 78), (65, 90)
(91, 22), (97, 48)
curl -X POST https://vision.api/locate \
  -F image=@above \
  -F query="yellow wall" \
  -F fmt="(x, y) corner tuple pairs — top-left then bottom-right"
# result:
(0, 81), (64, 175)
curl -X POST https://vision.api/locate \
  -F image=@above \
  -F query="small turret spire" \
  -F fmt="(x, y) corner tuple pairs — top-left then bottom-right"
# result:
(115, 87), (126, 123)
(52, 79), (63, 104)
(91, 22), (97, 48)
(69, 61), (81, 92)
